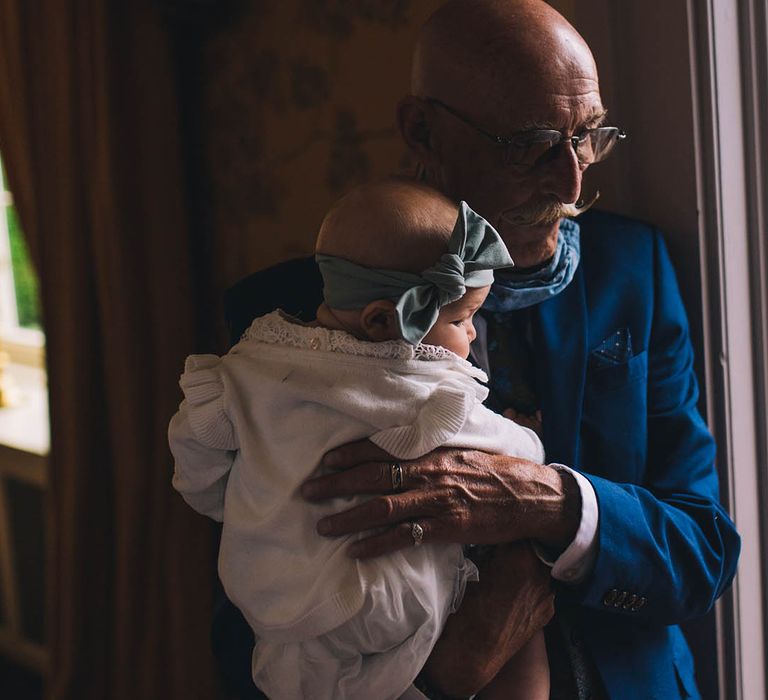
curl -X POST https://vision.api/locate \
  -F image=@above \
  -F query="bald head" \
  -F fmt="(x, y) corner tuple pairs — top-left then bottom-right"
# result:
(413, 0), (598, 120)
(315, 180), (458, 273)
(397, 0), (605, 268)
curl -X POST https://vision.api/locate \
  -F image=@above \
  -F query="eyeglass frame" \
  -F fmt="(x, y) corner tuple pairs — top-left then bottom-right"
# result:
(426, 97), (627, 168)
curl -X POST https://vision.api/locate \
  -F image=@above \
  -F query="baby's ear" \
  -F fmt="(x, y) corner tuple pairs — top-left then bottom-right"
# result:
(360, 300), (400, 341)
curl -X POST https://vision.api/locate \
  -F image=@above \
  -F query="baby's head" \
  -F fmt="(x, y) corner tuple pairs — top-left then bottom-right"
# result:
(315, 180), (512, 358)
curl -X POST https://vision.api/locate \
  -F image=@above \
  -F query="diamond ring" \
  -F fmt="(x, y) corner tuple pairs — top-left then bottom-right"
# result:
(411, 522), (424, 547)
(390, 462), (404, 492)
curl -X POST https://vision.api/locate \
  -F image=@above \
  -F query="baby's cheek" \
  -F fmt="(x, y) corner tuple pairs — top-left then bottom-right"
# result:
(456, 335), (471, 359)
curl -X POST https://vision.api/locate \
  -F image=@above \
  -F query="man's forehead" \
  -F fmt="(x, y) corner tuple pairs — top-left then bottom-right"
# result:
(432, 34), (603, 127)
(468, 83), (605, 132)
(510, 101), (607, 131)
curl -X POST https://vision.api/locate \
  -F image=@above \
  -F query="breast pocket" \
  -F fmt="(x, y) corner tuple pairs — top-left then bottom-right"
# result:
(582, 351), (649, 480)
(589, 349), (648, 393)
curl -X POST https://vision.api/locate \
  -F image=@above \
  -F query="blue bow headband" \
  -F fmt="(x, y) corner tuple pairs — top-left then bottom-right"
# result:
(316, 201), (514, 344)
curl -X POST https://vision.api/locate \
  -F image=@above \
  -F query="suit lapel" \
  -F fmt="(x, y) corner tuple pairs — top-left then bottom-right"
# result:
(531, 263), (588, 468)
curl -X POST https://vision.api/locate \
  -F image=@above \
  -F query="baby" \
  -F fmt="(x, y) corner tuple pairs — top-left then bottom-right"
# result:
(169, 180), (548, 700)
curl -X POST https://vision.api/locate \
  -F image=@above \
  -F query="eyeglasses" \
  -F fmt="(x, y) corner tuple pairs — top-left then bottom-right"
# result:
(428, 98), (626, 169)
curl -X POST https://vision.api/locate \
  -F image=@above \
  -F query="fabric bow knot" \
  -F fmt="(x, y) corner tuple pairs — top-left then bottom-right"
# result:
(421, 253), (467, 303)
(317, 201), (514, 345)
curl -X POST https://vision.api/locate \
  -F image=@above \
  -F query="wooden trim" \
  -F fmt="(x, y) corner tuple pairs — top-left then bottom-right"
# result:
(0, 443), (47, 486)
(0, 625), (47, 674)
(0, 423), (48, 675)
(0, 478), (20, 634)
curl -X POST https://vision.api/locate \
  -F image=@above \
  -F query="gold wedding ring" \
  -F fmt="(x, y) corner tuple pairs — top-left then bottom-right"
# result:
(390, 462), (403, 492)
(411, 522), (424, 547)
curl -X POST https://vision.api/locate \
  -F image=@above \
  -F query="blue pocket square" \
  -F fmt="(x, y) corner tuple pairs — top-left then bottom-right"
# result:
(590, 328), (633, 367)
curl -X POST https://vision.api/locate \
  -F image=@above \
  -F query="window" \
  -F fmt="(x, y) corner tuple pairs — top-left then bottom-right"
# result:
(0, 155), (48, 675)
(0, 163), (43, 368)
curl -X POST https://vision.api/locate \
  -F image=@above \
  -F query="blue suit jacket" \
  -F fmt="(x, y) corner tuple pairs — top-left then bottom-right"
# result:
(216, 209), (740, 699)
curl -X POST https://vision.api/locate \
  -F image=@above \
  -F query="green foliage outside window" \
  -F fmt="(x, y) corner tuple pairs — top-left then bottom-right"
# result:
(6, 205), (41, 330)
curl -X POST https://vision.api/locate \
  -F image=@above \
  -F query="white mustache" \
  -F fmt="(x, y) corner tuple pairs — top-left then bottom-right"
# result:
(501, 191), (600, 227)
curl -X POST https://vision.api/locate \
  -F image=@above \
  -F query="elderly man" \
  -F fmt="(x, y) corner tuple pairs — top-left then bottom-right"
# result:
(217, 1), (740, 698)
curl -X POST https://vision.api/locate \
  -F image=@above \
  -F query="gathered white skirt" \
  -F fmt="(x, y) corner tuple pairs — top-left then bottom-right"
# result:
(251, 543), (478, 700)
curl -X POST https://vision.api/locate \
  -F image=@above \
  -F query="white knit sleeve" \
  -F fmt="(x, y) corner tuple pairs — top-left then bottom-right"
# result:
(168, 354), (238, 522)
(177, 354), (238, 450)
(443, 403), (545, 463)
(370, 380), (472, 460)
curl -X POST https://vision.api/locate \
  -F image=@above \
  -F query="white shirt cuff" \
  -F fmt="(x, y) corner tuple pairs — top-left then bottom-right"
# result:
(533, 464), (599, 584)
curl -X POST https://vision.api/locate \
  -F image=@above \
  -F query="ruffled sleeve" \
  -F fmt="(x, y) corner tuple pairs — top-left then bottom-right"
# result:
(168, 354), (238, 522)
(179, 354), (238, 450)
(370, 380), (472, 460)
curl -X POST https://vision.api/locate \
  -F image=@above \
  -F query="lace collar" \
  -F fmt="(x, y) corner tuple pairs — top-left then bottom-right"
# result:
(241, 310), (462, 363)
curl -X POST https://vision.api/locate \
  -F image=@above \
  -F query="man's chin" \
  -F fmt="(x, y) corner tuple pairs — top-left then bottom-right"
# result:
(495, 215), (560, 267)
(496, 213), (560, 242)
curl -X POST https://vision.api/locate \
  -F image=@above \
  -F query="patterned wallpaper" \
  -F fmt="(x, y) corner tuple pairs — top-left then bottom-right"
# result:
(203, 0), (443, 292)
(202, 0), (576, 292)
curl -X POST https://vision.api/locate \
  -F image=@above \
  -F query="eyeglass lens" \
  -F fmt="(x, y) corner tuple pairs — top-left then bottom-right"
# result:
(504, 128), (622, 167)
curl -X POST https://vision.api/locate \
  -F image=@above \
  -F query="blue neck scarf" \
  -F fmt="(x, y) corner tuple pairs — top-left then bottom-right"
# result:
(483, 217), (580, 314)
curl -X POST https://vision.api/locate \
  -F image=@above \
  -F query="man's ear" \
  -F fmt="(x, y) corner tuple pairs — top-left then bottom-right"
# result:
(360, 300), (400, 341)
(397, 95), (440, 168)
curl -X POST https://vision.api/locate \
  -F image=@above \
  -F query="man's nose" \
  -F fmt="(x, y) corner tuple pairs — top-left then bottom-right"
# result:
(539, 141), (583, 204)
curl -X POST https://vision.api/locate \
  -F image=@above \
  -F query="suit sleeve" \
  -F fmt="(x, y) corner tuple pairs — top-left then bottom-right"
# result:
(562, 231), (741, 623)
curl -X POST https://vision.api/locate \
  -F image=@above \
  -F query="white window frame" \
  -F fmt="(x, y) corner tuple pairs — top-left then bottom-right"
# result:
(688, 0), (768, 697)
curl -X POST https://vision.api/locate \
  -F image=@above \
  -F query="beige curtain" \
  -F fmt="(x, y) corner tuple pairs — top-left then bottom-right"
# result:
(0, 1), (221, 697)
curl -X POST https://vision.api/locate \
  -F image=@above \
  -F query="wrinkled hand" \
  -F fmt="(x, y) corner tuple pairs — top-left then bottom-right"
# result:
(301, 439), (579, 558)
(424, 541), (555, 696)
